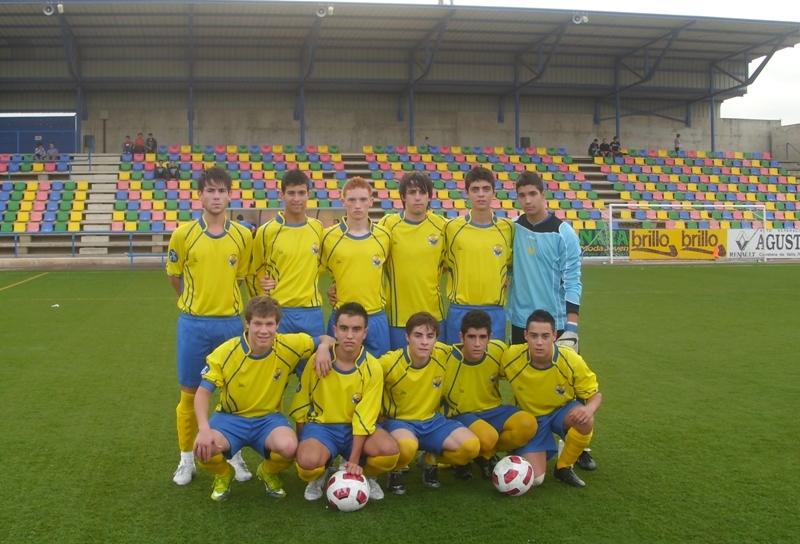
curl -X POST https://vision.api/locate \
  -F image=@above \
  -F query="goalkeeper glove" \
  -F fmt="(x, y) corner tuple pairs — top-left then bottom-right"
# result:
(556, 322), (579, 353)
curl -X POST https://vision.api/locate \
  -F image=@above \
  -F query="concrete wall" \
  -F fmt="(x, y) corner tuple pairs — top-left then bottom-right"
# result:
(771, 124), (800, 162)
(72, 91), (779, 154)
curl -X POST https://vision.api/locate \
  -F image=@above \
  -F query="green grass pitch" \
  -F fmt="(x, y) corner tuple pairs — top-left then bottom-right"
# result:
(1, 264), (799, 543)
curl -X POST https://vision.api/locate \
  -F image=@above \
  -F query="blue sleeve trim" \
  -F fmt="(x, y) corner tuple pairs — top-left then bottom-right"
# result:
(199, 380), (217, 393)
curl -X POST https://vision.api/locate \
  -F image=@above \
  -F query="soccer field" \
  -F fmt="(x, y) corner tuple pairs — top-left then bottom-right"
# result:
(1, 264), (799, 543)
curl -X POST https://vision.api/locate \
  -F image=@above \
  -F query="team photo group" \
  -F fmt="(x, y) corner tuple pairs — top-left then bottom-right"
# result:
(165, 163), (602, 507)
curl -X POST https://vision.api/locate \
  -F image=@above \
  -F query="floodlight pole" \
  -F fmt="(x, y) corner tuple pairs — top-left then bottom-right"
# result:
(709, 66), (715, 152)
(188, 5), (195, 146)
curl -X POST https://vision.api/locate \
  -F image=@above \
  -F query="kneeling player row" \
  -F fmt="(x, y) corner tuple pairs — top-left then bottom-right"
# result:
(191, 296), (602, 503)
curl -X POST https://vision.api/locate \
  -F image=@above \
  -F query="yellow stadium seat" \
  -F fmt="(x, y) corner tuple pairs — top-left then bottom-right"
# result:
(18, 211), (30, 222)
(766, 202), (776, 211)
(454, 200), (466, 210)
(696, 150), (706, 158)
(552, 156), (562, 164)
(657, 211), (668, 220)
(611, 166), (621, 174)
(255, 200), (267, 209)
(569, 165), (579, 172)
(407, 146), (417, 154)
(238, 154), (249, 162)
(525, 164), (537, 172)
(72, 202), (84, 211)
(146, 153), (157, 162)
(32, 163), (44, 172)
(113, 211), (124, 221)
(141, 191), (152, 200)
(594, 157), (603, 165)
(242, 190), (254, 200)
(389, 190), (401, 199)
(307, 200), (317, 208)
(674, 221), (685, 229)
(377, 154), (387, 162)
(720, 221), (730, 229)
(572, 220), (584, 230)
(204, 161), (214, 169)
(68, 222), (80, 232)
(190, 153), (201, 162)
(584, 220), (596, 229)
(576, 191), (587, 200)
(635, 158), (645, 165)
(566, 210), (578, 220)
(319, 145), (330, 153)
(437, 164), (447, 171)
(70, 212), (82, 221)
(620, 210), (632, 219)
(180, 145), (191, 154)
(734, 152), (744, 159)
(231, 181), (240, 190)
(23, 191), (34, 201)
(363, 146), (373, 153)
(664, 192), (674, 201)
(451, 147), (461, 154)
(595, 200), (605, 208)
(312, 172), (323, 180)
(653, 166), (662, 174)
(124, 222), (136, 231)
(645, 183), (656, 191)
(494, 147), (504, 155)
(502, 200), (514, 210)
(13, 223), (26, 232)
(250, 162), (262, 171)
(658, 150), (667, 158)
(226, 145), (236, 153)
(537, 148), (547, 155)
(498, 173), (509, 181)
(510, 156), (520, 164)
(332, 154), (342, 162)
(264, 172), (276, 180)
(453, 173), (464, 181)
(153, 201), (165, 210)
(166, 211), (178, 221)
(76, 181), (88, 191)
(179, 181), (191, 190)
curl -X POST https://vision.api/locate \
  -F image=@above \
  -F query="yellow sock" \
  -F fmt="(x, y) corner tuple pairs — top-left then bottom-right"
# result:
(176, 391), (198, 453)
(557, 428), (593, 469)
(297, 465), (326, 483)
(429, 437), (480, 466)
(468, 420), (500, 458)
(393, 439), (418, 471)
(261, 452), (293, 474)
(364, 454), (400, 477)
(496, 411), (538, 452)
(197, 454), (231, 477)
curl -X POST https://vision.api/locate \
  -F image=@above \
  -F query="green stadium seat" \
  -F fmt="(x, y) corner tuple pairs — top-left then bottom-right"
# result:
(166, 201), (178, 210)
(283, 145), (294, 153)
(114, 202), (126, 211)
(142, 181), (154, 190)
(62, 191), (74, 201)
(7, 202), (20, 212)
(14, 182), (25, 191)
(64, 181), (76, 191)
(59, 202), (71, 211)
(137, 222), (151, 231)
(131, 172), (143, 181)
(192, 145), (203, 153)
(0, 224), (12, 233)
(180, 171), (190, 180)
(126, 211), (138, 221)
(641, 221), (654, 229)
(268, 200), (281, 208)
(54, 222), (67, 232)
(120, 162), (132, 171)
(178, 211), (191, 221)
(254, 190), (266, 200)
(154, 190), (166, 200)
(157, 153), (168, 161)
(56, 211), (69, 222)
(329, 146), (340, 153)
(240, 180), (253, 190)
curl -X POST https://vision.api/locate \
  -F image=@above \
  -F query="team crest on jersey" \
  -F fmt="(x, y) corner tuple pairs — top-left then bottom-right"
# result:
(311, 242), (320, 255)
(372, 254), (383, 267)
(492, 244), (503, 257)
(428, 234), (440, 246)
(169, 249), (179, 263)
(273, 369), (282, 381)
(351, 392), (362, 405)
(432, 376), (443, 389)
(555, 384), (567, 396)
(489, 373), (498, 384)
(228, 254), (238, 266)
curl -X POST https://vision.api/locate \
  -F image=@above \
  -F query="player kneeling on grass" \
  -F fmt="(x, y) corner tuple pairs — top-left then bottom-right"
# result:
(442, 310), (538, 481)
(193, 296), (335, 501)
(290, 302), (400, 502)
(501, 310), (601, 488)
(379, 312), (481, 494)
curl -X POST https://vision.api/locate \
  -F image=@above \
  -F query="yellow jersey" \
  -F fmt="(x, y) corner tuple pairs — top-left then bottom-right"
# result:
(289, 346), (383, 436)
(442, 340), (508, 416)
(201, 333), (317, 418)
(248, 212), (324, 308)
(443, 212), (514, 306)
(377, 343), (451, 421)
(501, 344), (599, 417)
(378, 211), (446, 326)
(166, 217), (252, 317)
(320, 219), (391, 314)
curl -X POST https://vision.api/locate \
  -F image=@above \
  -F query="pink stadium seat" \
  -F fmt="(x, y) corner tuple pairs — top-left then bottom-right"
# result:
(215, 145), (225, 154)
(377, 190), (389, 199)
(725, 151), (734, 159)
(179, 190), (191, 200)
(499, 155), (509, 164)
(576, 173), (586, 181)
(396, 146), (406, 154)
(140, 201), (152, 211)
(306, 145), (317, 153)
(252, 171), (263, 180)
(134, 153), (144, 162)
(442, 200), (454, 209)
(507, 209), (519, 218)
(482, 147), (493, 155)
(329, 190), (340, 199)
(458, 209), (469, 216)
(191, 201), (202, 210)
(393, 200), (403, 209)
(167, 181), (178, 190)
(648, 150), (658, 158)
(666, 221), (676, 229)
(242, 200), (254, 208)
(491, 201), (501, 209)
(525, 147), (536, 155)
(273, 153), (284, 162)
(365, 154), (376, 162)
(541, 156), (552, 164)
(144, 163), (154, 171)
(36, 191), (47, 201)
(152, 211), (165, 221)
(33, 201), (45, 211)
(231, 190), (241, 199)
(440, 146), (451, 154)
(128, 191), (140, 200)
(321, 153), (332, 162)
(260, 145), (272, 154)
(763, 152), (771, 159)
(31, 211), (42, 222)
(709, 221), (720, 229)
(165, 221), (178, 230)
(226, 153), (237, 162)
(240, 163), (251, 171)
(191, 163), (203, 171)
(555, 210), (566, 220)
(333, 163), (345, 171)
(687, 150), (697, 158)
(26, 222), (40, 232)
(111, 222), (124, 231)
(44, 163), (56, 172)
(265, 181), (277, 189)
(169, 145), (179, 154)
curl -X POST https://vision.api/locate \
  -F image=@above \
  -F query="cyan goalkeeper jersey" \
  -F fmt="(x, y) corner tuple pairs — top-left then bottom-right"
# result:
(507, 212), (582, 331)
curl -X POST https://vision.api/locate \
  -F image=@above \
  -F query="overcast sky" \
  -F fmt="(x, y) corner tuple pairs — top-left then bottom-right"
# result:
(318, 0), (800, 126)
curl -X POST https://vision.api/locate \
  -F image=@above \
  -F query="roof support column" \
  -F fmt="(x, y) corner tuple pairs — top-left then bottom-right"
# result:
(709, 66), (716, 152)
(188, 5), (195, 146)
(514, 59), (520, 146)
(614, 61), (621, 139)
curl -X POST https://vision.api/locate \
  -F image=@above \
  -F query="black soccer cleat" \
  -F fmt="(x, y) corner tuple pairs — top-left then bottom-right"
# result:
(416, 455), (441, 488)
(386, 471), (407, 495)
(473, 455), (499, 480)
(577, 450), (597, 471)
(453, 464), (473, 481)
(554, 466), (586, 488)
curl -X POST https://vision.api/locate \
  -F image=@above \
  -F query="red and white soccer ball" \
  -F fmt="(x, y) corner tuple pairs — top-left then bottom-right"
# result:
(492, 455), (534, 497)
(326, 470), (370, 512)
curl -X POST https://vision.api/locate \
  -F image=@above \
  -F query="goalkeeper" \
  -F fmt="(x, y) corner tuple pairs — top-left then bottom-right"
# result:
(507, 172), (594, 470)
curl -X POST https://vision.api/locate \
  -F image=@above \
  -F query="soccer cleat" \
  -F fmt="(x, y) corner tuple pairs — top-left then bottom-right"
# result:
(367, 477), (384, 500)
(400, 465), (410, 474)
(172, 460), (196, 486)
(453, 464), (473, 481)
(554, 466), (586, 488)
(256, 463), (286, 499)
(303, 474), (326, 501)
(228, 451), (252, 482)
(416, 454), (441, 488)
(386, 471), (407, 495)
(210, 468), (235, 501)
(577, 450), (597, 471)
(473, 455), (498, 480)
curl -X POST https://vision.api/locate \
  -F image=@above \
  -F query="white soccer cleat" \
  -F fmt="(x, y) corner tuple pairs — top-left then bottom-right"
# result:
(304, 474), (326, 501)
(228, 451), (252, 482)
(367, 477), (384, 500)
(173, 460), (196, 485)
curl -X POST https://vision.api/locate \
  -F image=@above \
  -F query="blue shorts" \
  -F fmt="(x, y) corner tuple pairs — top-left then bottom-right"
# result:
(451, 405), (523, 434)
(382, 413), (463, 456)
(512, 401), (582, 459)
(444, 304), (506, 344)
(208, 411), (292, 460)
(388, 321), (445, 351)
(177, 313), (243, 387)
(278, 307), (325, 377)
(299, 423), (355, 462)
(327, 309), (390, 358)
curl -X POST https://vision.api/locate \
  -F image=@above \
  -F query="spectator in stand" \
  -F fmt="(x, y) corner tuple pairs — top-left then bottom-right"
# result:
(45, 142), (59, 161)
(133, 133), (146, 154)
(34, 143), (46, 162)
(145, 133), (158, 154)
(587, 139), (599, 157)
(236, 214), (256, 236)
(122, 136), (134, 155)
(598, 138), (611, 157)
(424, 136), (431, 147)
(674, 134), (682, 153)
(155, 160), (169, 181)
(610, 136), (622, 157)
(168, 160), (180, 181)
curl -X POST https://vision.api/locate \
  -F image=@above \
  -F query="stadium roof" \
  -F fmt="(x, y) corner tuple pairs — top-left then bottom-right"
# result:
(1, 1), (799, 104)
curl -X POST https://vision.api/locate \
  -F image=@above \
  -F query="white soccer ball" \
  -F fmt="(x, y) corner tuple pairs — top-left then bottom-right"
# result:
(326, 470), (370, 512)
(492, 455), (534, 497)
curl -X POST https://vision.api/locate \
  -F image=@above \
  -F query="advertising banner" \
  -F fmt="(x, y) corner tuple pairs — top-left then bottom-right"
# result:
(727, 229), (800, 259)
(630, 229), (727, 260)
(579, 229), (629, 257)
